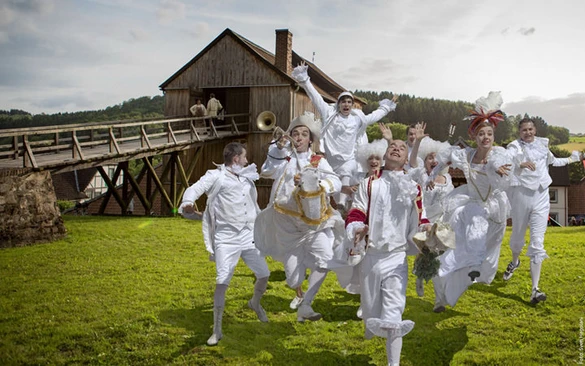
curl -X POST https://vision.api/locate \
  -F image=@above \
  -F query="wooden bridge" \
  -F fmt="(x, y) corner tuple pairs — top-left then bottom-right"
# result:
(0, 114), (251, 215)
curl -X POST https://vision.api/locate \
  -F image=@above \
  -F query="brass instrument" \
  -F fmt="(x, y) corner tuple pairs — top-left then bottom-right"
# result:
(256, 111), (277, 131)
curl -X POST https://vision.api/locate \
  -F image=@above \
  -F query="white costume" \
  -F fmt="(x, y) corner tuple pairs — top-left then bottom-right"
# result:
(431, 146), (511, 307)
(409, 167), (454, 223)
(505, 137), (580, 302)
(507, 137), (579, 262)
(179, 164), (269, 284)
(179, 160), (271, 345)
(291, 65), (395, 207)
(255, 113), (343, 321)
(345, 170), (421, 365)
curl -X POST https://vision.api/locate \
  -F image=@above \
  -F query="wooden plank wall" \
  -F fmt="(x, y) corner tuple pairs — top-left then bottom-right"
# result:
(164, 89), (190, 117)
(165, 36), (285, 90)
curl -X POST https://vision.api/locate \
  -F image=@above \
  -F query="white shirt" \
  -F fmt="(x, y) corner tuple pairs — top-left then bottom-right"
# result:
(348, 170), (420, 253)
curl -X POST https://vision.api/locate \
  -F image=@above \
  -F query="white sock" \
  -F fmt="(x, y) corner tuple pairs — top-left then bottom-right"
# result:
(251, 276), (268, 306)
(386, 335), (402, 366)
(302, 269), (328, 305)
(530, 260), (542, 289)
(214, 284), (228, 308)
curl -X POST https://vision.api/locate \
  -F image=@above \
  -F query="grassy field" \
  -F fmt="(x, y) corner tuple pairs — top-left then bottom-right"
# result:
(1, 216), (584, 365)
(558, 135), (585, 152)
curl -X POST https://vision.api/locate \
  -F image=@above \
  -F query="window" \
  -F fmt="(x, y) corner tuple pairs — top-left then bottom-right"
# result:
(549, 212), (559, 226)
(549, 189), (558, 203)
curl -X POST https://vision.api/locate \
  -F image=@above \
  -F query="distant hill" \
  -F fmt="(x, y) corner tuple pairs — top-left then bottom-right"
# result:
(0, 96), (165, 130)
(0, 92), (571, 147)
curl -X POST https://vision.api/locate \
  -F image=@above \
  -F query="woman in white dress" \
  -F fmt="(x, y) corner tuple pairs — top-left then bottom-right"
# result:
(429, 92), (512, 312)
(407, 123), (454, 296)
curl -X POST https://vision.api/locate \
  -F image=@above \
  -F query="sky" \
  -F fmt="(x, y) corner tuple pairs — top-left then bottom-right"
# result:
(1, 0), (584, 133)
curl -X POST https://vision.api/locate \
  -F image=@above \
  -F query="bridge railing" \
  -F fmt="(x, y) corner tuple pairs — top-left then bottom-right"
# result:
(0, 113), (250, 169)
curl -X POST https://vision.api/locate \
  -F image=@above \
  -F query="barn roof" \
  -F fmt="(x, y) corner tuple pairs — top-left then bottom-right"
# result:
(159, 28), (362, 105)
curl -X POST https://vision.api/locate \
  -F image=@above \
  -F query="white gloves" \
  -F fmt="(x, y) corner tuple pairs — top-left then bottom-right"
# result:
(569, 150), (582, 163)
(291, 64), (309, 83)
(378, 98), (397, 112)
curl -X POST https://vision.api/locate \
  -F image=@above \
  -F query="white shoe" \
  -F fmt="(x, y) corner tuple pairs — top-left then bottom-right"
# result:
(530, 288), (547, 304)
(248, 300), (268, 322)
(356, 306), (363, 319)
(297, 304), (322, 322)
(206, 332), (222, 346)
(289, 296), (303, 310)
(416, 277), (424, 297)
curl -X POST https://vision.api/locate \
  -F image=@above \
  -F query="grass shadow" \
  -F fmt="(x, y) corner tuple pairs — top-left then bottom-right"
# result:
(466, 273), (532, 306)
(402, 297), (469, 365)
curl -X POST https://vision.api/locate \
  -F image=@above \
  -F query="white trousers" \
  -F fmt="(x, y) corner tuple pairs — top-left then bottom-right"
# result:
(214, 227), (270, 285)
(360, 250), (409, 339)
(283, 228), (334, 289)
(508, 186), (550, 263)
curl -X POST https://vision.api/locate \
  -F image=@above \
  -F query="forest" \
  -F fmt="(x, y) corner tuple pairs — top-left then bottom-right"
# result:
(1, 91), (582, 181)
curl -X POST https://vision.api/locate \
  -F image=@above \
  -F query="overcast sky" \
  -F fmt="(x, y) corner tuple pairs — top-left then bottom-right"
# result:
(1, 0), (584, 133)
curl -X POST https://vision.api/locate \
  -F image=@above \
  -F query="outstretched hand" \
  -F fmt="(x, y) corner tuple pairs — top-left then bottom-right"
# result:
(414, 121), (428, 141)
(354, 225), (369, 245)
(496, 164), (512, 177)
(378, 122), (393, 142)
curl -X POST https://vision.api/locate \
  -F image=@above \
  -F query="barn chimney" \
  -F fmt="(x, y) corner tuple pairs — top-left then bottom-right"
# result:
(275, 29), (292, 75)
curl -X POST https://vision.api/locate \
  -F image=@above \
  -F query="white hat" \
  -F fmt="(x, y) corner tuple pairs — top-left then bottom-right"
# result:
(356, 139), (388, 171)
(417, 137), (451, 161)
(337, 91), (354, 103)
(287, 111), (322, 141)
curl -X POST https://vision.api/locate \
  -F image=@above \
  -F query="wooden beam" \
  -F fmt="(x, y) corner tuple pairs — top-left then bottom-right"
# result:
(22, 135), (37, 168)
(108, 127), (121, 154)
(144, 156), (173, 212)
(72, 132), (85, 160)
(121, 162), (151, 214)
(140, 126), (152, 149)
(97, 165), (125, 214)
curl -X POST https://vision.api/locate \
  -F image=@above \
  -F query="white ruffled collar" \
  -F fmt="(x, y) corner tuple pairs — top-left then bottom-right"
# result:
(224, 163), (260, 181)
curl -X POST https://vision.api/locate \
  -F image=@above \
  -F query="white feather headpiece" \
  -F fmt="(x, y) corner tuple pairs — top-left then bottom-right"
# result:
(356, 139), (388, 171)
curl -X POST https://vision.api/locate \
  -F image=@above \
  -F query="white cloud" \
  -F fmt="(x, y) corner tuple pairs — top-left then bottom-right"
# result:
(156, 0), (186, 25)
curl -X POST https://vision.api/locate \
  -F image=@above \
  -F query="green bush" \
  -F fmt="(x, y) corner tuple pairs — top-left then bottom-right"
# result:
(56, 200), (76, 212)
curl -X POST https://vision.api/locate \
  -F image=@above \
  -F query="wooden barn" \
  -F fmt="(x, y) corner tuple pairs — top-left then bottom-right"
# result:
(159, 28), (364, 209)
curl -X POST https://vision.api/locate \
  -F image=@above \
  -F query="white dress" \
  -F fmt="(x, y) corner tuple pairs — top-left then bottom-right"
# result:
(254, 145), (344, 287)
(409, 167), (454, 223)
(432, 146), (511, 307)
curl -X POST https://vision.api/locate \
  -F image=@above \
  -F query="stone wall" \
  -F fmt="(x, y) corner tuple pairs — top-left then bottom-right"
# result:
(0, 169), (66, 248)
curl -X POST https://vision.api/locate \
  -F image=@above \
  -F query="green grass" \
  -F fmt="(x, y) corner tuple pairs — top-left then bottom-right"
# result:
(558, 135), (585, 152)
(1, 216), (584, 365)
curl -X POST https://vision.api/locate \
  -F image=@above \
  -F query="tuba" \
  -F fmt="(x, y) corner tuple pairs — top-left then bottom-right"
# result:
(256, 111), (277, 131)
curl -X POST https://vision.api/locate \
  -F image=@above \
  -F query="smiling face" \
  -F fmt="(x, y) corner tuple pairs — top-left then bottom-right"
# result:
(290, 126), (312, 153)
(424, 152), (438, 173)
(474, 124), (495, 150)
(384, 140), (408, 170)
(338, 96), (353, 116)
(518, 120), (536, 143)
(367, 154), (383, 176)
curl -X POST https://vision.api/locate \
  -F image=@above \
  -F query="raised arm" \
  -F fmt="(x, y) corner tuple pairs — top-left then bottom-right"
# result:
(409, 122), (428, 168)
(363, 95), (398, 125)
(291, 63), (332, 121)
